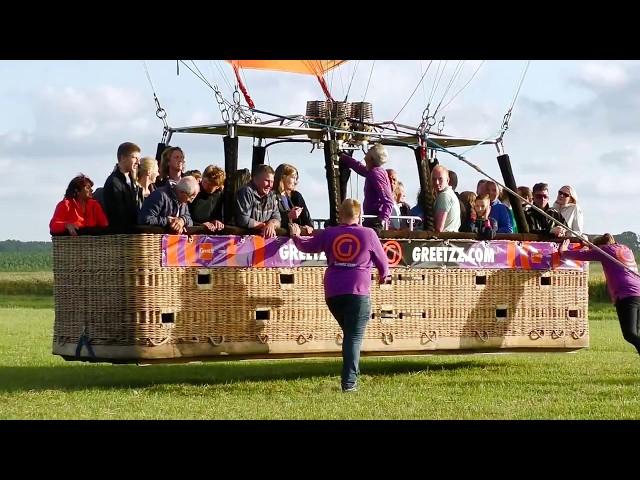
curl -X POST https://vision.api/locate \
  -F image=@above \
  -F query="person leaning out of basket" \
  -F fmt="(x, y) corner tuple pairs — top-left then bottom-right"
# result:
(560, 234), (640, 355)
(189, 165), (225, 233)
(50, 174), (109, 236)
(235, 164), (281, 239)
(339, 143), (394, 234)
(289, 198), (391, 393)
(138, 176), (198, 234)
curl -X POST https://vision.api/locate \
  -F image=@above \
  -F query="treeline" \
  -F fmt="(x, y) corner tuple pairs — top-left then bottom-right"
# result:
(0, 240), (52, 253)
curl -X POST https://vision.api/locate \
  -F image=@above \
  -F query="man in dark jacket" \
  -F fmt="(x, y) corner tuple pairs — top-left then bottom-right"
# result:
(103, 142), (141, 233)
(138, 176), (198, 233)
(189, 165), (225, 232)
(525, 182), (566, 237)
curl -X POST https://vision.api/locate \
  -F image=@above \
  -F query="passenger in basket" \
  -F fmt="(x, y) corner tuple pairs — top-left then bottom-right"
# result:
(136, 156), (159, 209)
(561, 234), (640, 355)
(273, 163), (313, 235)
(390, 181), (411, 230)
(156, 146), (185, 188)
(458, 191), (477, 233)
(289, 198), (391, 393)
(517, 186), (533, 211)
(431, 165), (461, 233)
(138, 176), (198, 234)
(189, 165), (225, 233)
(103, 141), (141, 233)
(525, 182), (566, 237)
(339, 143), (394, 234)
(468, 194), (498, 240)
(50, 174), (109, 236)
(553, 185), (584, 237)
(184, 169), (202, 182)
(235, 164), (281, 238)
(484, 180), (514, 234)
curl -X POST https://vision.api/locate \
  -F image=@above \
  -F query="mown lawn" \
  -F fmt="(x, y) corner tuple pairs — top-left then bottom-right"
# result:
(0, 300), (638, 420)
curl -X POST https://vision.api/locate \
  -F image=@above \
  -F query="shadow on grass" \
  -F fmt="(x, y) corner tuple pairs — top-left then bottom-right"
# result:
(0, 358), (493, 393)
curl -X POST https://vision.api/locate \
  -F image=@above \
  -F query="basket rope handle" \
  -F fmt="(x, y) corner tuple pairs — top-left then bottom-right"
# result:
(148, 336), (170, 347)
(297, 333), (314, 345)
(420, 331), (438, 344)
(475, 330), (489, 342)
(208, 335), (226, 346)
(528, 329), (545, 340)
(382, 332), (394, 345)
(551, 329), (565, 339)
(257, 334), (270, 344)
(570, 330), (586, 340)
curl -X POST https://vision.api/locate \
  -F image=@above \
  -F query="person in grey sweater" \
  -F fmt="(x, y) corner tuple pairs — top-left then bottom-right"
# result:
(235, 164), (281, 238)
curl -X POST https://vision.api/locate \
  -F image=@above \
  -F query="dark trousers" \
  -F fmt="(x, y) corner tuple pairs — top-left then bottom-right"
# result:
(326, 294), (371, 390)
(362, 217), (383, 235)
(615, 296), (640, 355)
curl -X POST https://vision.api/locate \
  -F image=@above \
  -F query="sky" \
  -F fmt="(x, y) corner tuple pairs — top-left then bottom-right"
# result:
(0, 59), (638, 241)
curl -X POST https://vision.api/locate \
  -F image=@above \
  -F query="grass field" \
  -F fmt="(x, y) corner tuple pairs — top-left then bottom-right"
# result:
(1, 299), (638, 420)
(1, 264), (638, 420)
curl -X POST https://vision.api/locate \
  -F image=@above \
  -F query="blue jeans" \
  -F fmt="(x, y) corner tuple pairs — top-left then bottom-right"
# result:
(326, 294), (371, 390)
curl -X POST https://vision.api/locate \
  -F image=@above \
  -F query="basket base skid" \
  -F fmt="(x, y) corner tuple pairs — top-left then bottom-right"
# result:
(54, 334), (589, 364)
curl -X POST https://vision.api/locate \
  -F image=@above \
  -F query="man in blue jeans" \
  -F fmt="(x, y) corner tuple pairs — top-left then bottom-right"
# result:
(290, 199), (390, 392)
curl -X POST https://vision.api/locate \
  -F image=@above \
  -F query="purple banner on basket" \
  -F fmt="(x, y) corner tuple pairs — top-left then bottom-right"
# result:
(161, 235), (586, 271)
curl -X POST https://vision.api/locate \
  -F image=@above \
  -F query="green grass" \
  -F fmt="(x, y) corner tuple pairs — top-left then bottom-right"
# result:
(0, 252), (52, 271)
(1, 301), (639, 420)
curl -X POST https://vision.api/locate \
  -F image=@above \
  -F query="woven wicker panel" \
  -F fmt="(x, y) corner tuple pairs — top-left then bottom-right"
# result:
(52, 235), (589, 359)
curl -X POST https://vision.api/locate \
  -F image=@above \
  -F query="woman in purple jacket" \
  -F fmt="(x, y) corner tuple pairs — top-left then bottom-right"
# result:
(290, 199), (391, 392)
(561, 234), (640, 354)
(339, 144), (394, 234)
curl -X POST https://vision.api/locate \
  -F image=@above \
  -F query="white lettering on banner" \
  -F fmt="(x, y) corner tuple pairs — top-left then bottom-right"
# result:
(409, 245), (496, 265)
(484, 247), (495, 263)
(278, 243), (326, 262)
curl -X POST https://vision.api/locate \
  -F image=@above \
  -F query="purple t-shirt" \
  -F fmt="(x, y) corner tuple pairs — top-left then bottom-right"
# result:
(562, 244), (640, 302)
(339, 153), (394, 223)
(292, 223), (390, 298)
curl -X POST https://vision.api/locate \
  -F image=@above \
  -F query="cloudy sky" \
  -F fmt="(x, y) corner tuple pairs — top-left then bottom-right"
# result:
(1, 60), (638, 241)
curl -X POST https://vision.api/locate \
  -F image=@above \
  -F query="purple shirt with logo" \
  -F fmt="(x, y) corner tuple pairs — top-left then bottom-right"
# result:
(562, 244), (640, 302)
(292, 224), (390, 298)
(339, 153), (394, 223)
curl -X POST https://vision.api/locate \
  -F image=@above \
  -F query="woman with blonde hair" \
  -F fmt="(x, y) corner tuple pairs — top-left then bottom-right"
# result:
(553, 185), (584, 236)
(136, 156), (159, 208)
(273, 163), (313, 234)
(290, 199), (390, 392)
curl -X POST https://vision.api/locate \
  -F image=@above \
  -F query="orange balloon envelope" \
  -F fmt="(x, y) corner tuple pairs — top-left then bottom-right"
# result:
(227, 60), (347, 108)
(228, 60), (346, 76)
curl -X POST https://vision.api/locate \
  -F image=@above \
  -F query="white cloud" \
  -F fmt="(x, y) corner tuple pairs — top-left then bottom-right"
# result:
(576, 62), (629, 89)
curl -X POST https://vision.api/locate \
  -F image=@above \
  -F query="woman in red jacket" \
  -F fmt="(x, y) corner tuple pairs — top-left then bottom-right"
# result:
(49, 174), (109, 236)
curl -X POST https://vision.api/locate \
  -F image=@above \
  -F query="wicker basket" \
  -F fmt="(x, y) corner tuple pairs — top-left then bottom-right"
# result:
(52, 234), (589, 363)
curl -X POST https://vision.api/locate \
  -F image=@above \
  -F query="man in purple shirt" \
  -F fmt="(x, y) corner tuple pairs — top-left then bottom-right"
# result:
(339, 144), (394, 234)
(290, 198), (391, 392)
(561, 234), (640, 355)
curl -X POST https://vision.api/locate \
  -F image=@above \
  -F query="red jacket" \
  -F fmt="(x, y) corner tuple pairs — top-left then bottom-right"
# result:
(49, 198), (109, 234)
